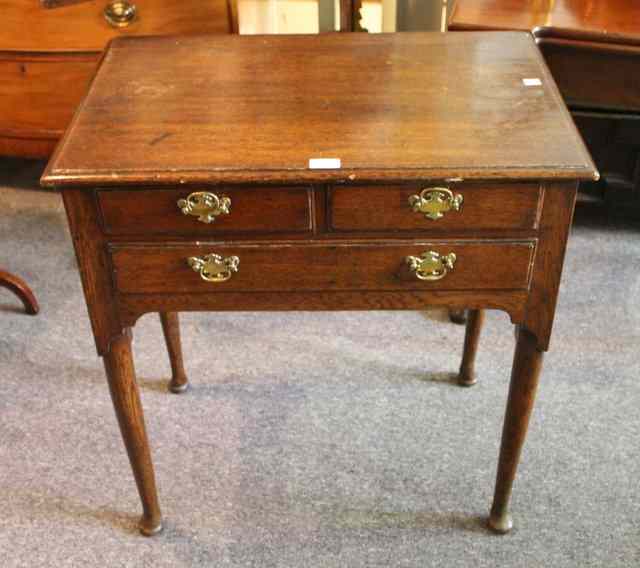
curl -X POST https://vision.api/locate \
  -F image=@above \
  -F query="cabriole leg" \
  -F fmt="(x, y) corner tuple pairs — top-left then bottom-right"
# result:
(159, 312), (189, 393)
(449, 308), (467, 324)
(489, 326), (543, 534)
(103, 330), (163, 536)
(457, 309), (484, 386)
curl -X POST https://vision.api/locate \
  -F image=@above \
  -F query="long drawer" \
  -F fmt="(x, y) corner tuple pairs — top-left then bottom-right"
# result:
(0, 53), (98, 141)
(110, 240), (536, 294)
(540, 41), (640, 113)
(329, 183), (542, 232)
(1, 0), (232, 52)
(98, 187), (313, 235)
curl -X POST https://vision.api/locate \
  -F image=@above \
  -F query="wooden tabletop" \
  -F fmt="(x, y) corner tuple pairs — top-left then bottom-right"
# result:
(449, 0), (640, 44)
(42, 32), (597, 187)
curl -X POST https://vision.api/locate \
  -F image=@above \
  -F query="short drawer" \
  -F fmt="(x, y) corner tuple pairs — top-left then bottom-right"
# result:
(98, 187), (313, 235)
(110, 240), (535, 294)
(329, 183), (541, 232)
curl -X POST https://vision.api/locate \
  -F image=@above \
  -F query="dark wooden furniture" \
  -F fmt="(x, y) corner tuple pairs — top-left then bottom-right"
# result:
(449, 0), (640, 214)
(42, 32), (597, 536)
(340, 0), (366, 32)
(159, 312), (189, 393)
(0, 269), (39, 314)
(0, 0), (236, 158)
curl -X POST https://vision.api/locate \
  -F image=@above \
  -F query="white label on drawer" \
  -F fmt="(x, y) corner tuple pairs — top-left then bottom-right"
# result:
(522, 78), (542, 87)
(309, 158), (341, 169)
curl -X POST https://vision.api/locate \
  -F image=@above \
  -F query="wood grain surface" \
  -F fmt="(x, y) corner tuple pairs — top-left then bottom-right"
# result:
(109, 240), (535, 294)
(98, 186), (313, 235)
(41, 32), (597, 186)
(540, 40), (640, 111)
(116, 290), (529, 330)
(329, 182), (542, 232)
(0, 52), (99, 154)
(448, 0), (640, 113)
(0, 0), (233, 51)
(1, 0), (234, 157)
(449, 0), (640, 43)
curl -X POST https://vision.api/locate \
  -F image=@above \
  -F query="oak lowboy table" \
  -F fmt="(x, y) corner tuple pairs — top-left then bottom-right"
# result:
(42, 32), (597, 536)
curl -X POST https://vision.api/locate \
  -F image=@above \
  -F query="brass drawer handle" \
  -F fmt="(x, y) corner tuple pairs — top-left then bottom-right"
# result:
(104, 0), (137, 28)
(406, 251), (457, 281)
(177, 192), (231, 224)
(408, 187), (463, 220)
(187, 253), (239, 283)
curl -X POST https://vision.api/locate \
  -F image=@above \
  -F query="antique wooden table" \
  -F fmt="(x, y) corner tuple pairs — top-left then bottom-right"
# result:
(41, 32), (597, 536)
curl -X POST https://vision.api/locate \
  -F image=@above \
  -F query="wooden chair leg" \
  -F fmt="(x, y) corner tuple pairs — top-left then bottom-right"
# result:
(449, 308), (467, 324)
(457, 309), (484, 386)
(489, 327), (543, 534)
(159, 312), (189, 393)
(0, 269), (39, 315)
(103, 330), (163, 536)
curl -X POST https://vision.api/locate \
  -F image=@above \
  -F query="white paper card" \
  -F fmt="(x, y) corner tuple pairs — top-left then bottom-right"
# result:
(309, 158), (341, 169)
(522, 78), (542, 87)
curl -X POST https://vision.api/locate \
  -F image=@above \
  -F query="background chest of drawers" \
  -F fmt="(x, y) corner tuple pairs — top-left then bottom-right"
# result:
(0, 0), (235, 158)
(449, 0), (640, 215)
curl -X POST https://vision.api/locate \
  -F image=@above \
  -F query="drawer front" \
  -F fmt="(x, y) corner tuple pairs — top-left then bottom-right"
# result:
(0, 53), (98, 139)
(111, 241), (535, 294)
(540, 42), (640, 113)
(1, 0), (231, 52)
(98, 187), (313, 235)
(329, 183), (541, 232)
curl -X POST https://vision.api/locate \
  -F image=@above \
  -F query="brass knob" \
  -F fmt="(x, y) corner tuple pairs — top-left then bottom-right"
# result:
(177, 192), (231, 224)
(187, 254), (239, 283)
(408, 187), (463, 220)
(104, 0), (137, 28)
(405, 251), (457, 281)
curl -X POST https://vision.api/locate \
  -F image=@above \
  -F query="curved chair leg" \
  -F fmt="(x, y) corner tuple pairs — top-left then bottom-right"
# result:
(159, 312), (189, 393)
(449, 308), (467, 325)
(0, 269), (39, 315)
(457, 309), (484, 386)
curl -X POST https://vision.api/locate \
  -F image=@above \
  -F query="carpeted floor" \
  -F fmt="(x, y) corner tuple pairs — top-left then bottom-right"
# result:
(1, 157), (639, 567)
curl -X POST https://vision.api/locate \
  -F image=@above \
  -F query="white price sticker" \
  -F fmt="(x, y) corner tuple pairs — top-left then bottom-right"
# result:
(309, 158), (341, 169)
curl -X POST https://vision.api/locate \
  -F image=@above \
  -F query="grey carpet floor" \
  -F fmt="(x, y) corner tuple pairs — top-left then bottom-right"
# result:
(1, 158), (639, 567)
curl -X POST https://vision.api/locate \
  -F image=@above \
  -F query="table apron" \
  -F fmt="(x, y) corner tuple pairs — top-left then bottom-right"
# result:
(115, 289), (530, 328)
